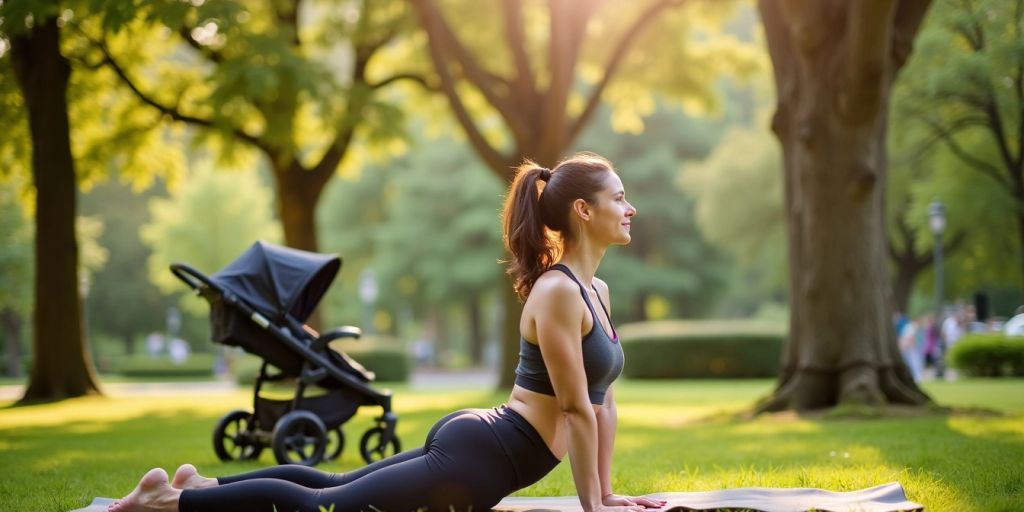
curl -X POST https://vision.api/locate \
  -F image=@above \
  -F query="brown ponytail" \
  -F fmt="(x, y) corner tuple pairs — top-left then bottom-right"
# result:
(501, 152), (614, 300)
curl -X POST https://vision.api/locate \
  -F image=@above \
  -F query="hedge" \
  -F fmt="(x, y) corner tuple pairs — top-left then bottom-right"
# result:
(115, 354), (217, 378)
(619, 320), (785, 379)
(232, 346), (411, 385)
(344, 347), (410, 382)
(948, 333), (1024, 377)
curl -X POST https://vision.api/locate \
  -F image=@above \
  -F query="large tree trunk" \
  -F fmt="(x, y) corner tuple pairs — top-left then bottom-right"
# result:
(273, 161), (334, 329)
(758, 0), (932, 411)
(11, 17), (102, 402)
(466, 292), (484, 365)
(2, 308), (23, 378)
(496, 278), (522, 388)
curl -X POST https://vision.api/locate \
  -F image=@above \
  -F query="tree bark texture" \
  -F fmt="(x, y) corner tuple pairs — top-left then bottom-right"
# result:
(10, 17), (102, 401)
(758, 0), (932, 411)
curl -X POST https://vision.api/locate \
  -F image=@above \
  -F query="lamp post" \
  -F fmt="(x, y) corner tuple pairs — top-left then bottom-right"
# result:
(928, 199), (947, 378)
(358, 269), (379, 335)
(928, 199), (947, 318)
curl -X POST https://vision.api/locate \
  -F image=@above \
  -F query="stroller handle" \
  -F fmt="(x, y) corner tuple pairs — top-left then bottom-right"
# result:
(170, 263), (217, 291)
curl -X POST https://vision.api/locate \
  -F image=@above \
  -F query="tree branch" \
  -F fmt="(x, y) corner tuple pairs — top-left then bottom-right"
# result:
(841, 0), (896, 122)
(367, 72), (438, 91)
(891, 0), (933, 70)
(568, 0), (685, 145)
(411, 0), (525, 143)
(178, 26), (225, 64)
(80, 28), (271, 156)
(501, 0), (538, 109)
(915, 111), (1013, 188)
(411, 0), (513, 173)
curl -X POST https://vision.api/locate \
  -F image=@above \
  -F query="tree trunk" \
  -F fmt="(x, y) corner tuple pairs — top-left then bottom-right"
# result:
(2, 308), (23, 378)
(758, 0), (931, 411)
(496, 275), (523, 389)
(11, 17), (102, 402)
(273, 161), (332, 329)
(466, 292), (484, 365)
(891, 261), (915, 316)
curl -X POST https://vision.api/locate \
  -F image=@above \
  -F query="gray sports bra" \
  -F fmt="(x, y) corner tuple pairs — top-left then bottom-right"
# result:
(514, 264), (625, 405)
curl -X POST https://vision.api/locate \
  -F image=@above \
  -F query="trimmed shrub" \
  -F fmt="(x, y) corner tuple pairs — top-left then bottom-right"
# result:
(115, 354), (216, 378)
(620, 320), (785, 379)
(345, 347), (411, 382)
(231, 346), (411, 385)
(948, 334), (1024, 377)
(231, 355), (265, 386)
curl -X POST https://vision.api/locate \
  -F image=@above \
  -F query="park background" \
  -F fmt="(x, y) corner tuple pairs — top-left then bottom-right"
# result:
(1, 0), (1024, 510)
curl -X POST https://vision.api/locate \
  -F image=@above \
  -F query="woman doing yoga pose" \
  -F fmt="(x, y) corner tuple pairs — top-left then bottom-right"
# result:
(108, 152), (662, 512)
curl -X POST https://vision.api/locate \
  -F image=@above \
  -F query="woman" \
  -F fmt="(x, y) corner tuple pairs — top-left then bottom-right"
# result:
(109, 152), (661, 512)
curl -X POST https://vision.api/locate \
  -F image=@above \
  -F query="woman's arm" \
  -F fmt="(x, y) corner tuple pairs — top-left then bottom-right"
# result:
(533, 279), (604, 512)
(596, 386), (617, 498)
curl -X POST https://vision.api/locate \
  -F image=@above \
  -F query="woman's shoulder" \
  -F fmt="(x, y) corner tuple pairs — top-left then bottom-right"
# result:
(528, 271), (584, 312)
(532, 270), (581, 297)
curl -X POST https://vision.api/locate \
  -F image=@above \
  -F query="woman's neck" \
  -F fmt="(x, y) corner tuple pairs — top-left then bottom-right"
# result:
(558, 238), (606, 286)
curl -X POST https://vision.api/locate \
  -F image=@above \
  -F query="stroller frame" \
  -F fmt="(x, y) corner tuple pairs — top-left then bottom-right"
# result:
(171, 260), (400, 466)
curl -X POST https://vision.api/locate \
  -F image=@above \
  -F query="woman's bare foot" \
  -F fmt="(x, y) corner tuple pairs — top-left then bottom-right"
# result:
(171, 463), (218, 490)
(107, 468), (181, 512)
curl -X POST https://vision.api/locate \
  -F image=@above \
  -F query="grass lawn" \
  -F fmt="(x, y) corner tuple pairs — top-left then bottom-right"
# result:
(1, 378), (1022, 511)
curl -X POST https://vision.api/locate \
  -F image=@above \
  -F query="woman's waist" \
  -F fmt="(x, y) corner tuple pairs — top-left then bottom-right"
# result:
(509, 385), (600, 460)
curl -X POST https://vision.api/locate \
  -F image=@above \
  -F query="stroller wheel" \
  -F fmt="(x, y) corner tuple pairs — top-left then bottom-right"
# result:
(213, 410), (263, 462)
(272, 410), (328, 466)
(359, 426), (402, 464)
(324, 427), (345, 462)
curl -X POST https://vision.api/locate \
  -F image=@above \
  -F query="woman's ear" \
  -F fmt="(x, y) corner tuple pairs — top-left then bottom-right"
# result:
(571, 198), (591, 221)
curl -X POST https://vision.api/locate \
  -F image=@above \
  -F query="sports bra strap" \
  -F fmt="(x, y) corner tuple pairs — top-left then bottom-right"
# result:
(549, 263), (615, 339)
(591, 288), (618, 340)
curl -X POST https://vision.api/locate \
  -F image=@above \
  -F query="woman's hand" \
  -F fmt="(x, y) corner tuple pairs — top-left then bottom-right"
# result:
(602, 493), (667, 510)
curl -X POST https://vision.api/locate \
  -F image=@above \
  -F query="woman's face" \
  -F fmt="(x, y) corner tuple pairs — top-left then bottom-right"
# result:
(586, 171), (636, 246)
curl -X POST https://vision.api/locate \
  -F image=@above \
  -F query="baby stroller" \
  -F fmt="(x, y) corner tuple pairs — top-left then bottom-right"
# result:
(171, 241), (401, 467)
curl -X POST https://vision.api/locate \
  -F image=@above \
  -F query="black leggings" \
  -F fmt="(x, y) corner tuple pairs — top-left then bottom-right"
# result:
(178, 405), (560, 512)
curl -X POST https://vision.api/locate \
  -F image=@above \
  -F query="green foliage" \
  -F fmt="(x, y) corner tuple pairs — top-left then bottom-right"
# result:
(319, 132), (505, 323)
(80, 179), (181, 349)
(344, 347), (411, 383)
(619, 320), (785, 379)
(578, 103), (732, 321)
(373, 138), (505, 305)
(949, 334), (1024, 377)
(679, 107), (786, 317)
(889, 0), (1024, 296)
(0, 177), (33, 315)
(139, 161), (280, 314)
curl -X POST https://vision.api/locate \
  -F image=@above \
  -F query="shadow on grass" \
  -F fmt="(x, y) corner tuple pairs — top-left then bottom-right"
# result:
(0, 391), (506, 511)
(613, 402), (1024, 511)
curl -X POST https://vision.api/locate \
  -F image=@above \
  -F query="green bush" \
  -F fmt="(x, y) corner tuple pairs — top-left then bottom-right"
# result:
(231, 354), (264, 386)
(230, 347), (411, 385)
(620, 320), (785, 379)
(345, 347), (411, 382)
(114, 354), (216, 378)
(948, 334), (1024, 377)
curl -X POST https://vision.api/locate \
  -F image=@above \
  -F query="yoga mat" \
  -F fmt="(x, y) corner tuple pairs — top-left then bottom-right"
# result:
(71, 497), (113, 512)
(494, 482), (923, 512)
(72, 482), (923, 512)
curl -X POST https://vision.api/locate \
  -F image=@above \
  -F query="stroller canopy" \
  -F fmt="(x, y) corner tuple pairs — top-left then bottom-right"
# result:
(211, 241), (341, 322)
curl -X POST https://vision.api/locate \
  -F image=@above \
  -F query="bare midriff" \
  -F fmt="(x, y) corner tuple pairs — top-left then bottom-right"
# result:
(506, 385), (603, 461)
